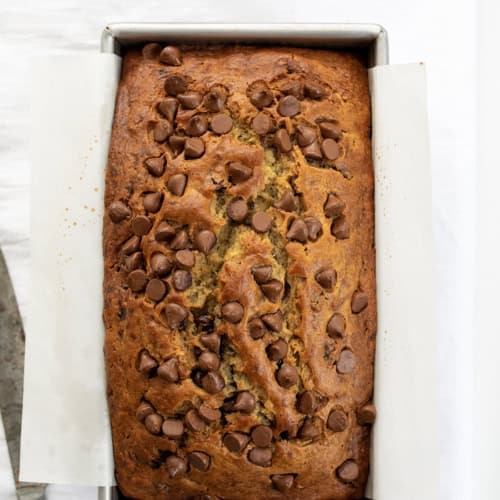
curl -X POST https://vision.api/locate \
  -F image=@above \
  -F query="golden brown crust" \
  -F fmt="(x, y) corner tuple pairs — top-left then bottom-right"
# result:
(104, 44), (376, 500)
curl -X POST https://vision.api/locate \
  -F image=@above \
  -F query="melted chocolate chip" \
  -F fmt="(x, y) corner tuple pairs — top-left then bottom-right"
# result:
(108, 201), (131, 223)
(337, 349), (355, 374)
(200, 333), (221, 353)
(315, 269), (336, 290)
(138, 351), (158, 376)
(321, 138), (340, 161)
(127, 269), (147, 292)
(170, 230), (190, 250)
(319, 121), (342, 140)
(304, 80), (327, 99)
(304, 216), (322, 241)
(211, 113), (233, 135)
(146, 278), (167, 302)
(331, 215), (350, 239)
(175, 249), (195, 269)
(164, 75), (187, 96)
(142, 43), (162, 60)
(188, 451), (211, 472)
(279, 79), (303, 98)
(165, 455), (187, 478)
(167, 173), (187, 196)
(204, 86), (227, 112)
(222, 301), (244, 323)
(198, 403), (221, 423)
(276, 363), (299, 388)
(251, 212), (272, 233)
(327, 409), (348, 432)
(164, 303), (188, 329)
(173, 269), (192, 291)
(296, 391), (317, 415)
(252, 112), (274, 135)
(159, 46), (182, 66)
(145, 156), (165, 177)
(150, 252), (173, 277)
(302, 141), (323, 160)
(227, 198), (249, 222)
(195, 230), (217, 254)
(143, 192), (163, 213)
(131, 215), (152, 236)
(168, 135), (186, 156)
(278, 95), (300, 117)
(144, 413), (163, 435)
(271, 474), (295, 493)
(198, 351), (220, 372)
(298, 416), (323, 439)
(336, 459), (359, 483)
(351, 290), (368, 313)
(324, 193), (345, 218)
(261, 279), (283, 302)
(251, 425), (273, 447)
(223, 432), (249, 453)
(125, 252), (143, 272)
(185, 409), (207, 432)
(232, 391), (256, 413)
(227, 161), (252, 183)
(248, 318), (266, 339)
(122, 235), (140, 255)
(287, 219), (308, 243)
(248, 81), (274, 109)
(327, 313), (345, 338)
(201, 371), (225, 394)
(275, 190), (298, 212)
(296, 125), (317, 147)
(157, 358), (179, 383)
(158, 98), (178, 122)
(162, 418), (184, 439)
(357, 404), (377, 425)
(266, 338), (288, 361)
(186, 115), (208, 137)
(178, 92), (202, 109)
(136, 401), (154, 422)
(274, 129), (292, 153)
(261, 310), (283, 332)
(248, 447), (272, 467)
(155, 222), (176, 242)
(153, 121), (173, 142)
(251, 265), (273, 284)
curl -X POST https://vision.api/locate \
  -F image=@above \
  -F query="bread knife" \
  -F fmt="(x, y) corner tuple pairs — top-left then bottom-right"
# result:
(0, 248), (46, 499)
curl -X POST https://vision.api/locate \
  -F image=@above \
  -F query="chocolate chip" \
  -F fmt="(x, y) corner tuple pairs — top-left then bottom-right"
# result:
(144, 413), (163, 435)
(336, 459), (359, 483)
(138, 350), (158, 375)
(125, 252), (143, 271)
(204, 86), (227, 112)
(195, 230), (216, 254)
(331, 215), (350, 239)
(321, 138), (340, 161)
(155, 222), (176, 242)
(150, 253), (173, 278)
(251, 265), (273, 284)
(109, 201), (131, 223)
(171, 230), (190, 250)
(251, 212), (272, 233)
(128, 269), (147, 292)
(198, 403), (221, 423)
(276, 363), (299, 388)
(162, 418), (184, 438)
(248, 447), (272, 467)
(167, 174), (187, 196)
(337, 349), (355, 374)
(198, 351), (220, 372)
(357, 404), (376, 425)
(143, 192), (163, 214)
(164, 303), (188, 328)
(351, 290), (368, 313)
(157, 358), (179, 382)
(131, 215), (152, 236)
(296, 391), (317, 414)
(168, 135), (186, 156)
(251, 425), (273, 447)
(122, 235), (140, 255)
(274, 129), (292, 153)
(136, 401), (154, 422)
(315, 269), (336, 290)
(279, 79), (303, 98)
(304, 217), (322, 241)
(159, 46), (182, 66)
(195, 313), (215, 331)
(185, 409), (207, 432)
(145, 156), (165, 177)
(296, 125), (317, 147)
(319, 121), (341, 140)
(173, 269), (192, 291)
(177, 92), (202, 109)
(286, 219), (308, 243)
(275, 190), (298, 212)
(227, 161), (252, 183)
(298, 416), (323, 439)
(223, 432), (249, 453)
(327, 409), (348, 432)
(142, 43), (162, 60)
(327, 313), (345, 338)
(261, 310), (283, 332)
(211, 113), (233, 135)
(261, 279), (283, 302)
(232, 391), (256, 413)
(146, 278), (167, 301)
(248, 81), (274, 109)
(302, 141), (323, 160)
(324, 193), (345, 218)
(304, 80), (326, 99)
(186, 118), (208, 141)
(200, 333), (221, 353)
(252, 112), (273, 135)
(271, 474), (295, 493)
(227, 198), (249, 222)
(165, 455), (187, 478)
(248, 318), (265, 339)
(278, 95), (300, 117)
(201, 371), (225, 394)
(188, 451), (211, 472)
(153, 121), (173, 142)
(266, 339), (288, 361)
(164, 75), (187, 96)
(222, 301), (244, 323)
(175, 249), (195, 269)
(158, 98), (178, 122)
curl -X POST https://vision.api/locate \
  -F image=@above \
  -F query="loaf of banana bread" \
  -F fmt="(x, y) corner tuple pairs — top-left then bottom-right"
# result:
(103, 42), (376, 500)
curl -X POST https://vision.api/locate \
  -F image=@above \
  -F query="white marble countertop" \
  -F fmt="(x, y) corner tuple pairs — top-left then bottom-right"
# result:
(0, 0), (479, 498)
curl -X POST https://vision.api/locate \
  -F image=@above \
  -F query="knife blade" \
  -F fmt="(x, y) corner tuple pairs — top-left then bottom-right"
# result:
(0, 248), (46, 500)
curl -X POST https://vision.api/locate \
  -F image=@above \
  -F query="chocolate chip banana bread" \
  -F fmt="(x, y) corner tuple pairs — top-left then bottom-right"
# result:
(103, 42), (376, 500)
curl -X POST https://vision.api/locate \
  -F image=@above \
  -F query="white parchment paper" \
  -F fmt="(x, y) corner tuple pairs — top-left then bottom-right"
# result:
(20, 55), (437, 497)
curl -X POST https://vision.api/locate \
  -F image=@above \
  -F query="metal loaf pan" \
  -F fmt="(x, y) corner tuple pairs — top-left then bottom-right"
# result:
(98, 22), (388, 500)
